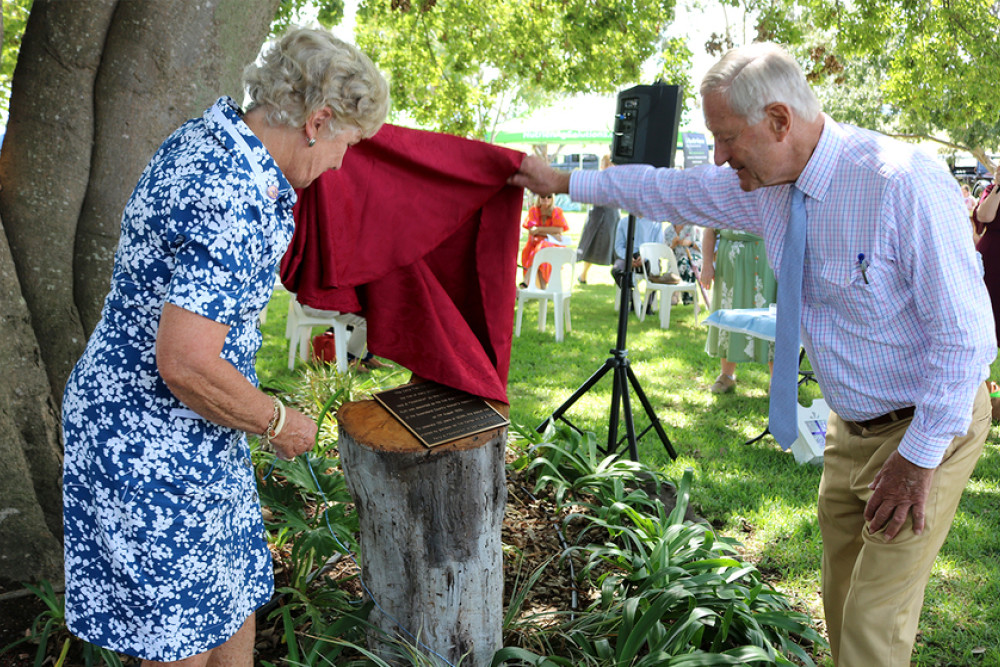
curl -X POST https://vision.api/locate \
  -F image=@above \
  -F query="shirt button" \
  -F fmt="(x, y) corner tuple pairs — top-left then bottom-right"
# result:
(244, 458), (253, 469)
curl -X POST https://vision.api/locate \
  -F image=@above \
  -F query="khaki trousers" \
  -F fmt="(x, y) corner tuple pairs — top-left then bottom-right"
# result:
(818, 382), (989, 667)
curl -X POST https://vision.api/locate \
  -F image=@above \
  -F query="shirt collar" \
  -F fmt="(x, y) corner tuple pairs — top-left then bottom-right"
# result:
(204, 96), (295, 204)
(793, 114), (840, 203)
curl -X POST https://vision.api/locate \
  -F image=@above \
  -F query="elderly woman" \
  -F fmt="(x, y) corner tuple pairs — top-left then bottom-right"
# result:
(61, 29), (388, 665)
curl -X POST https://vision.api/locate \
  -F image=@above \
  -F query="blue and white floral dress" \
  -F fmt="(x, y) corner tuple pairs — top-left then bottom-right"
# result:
(62, 97), (295, 661)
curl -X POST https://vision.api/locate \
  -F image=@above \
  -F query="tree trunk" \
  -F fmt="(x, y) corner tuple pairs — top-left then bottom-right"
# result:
(0, 0), (118, 402)
(0, 214), (64, 589)
(0, 0), (280, 589)
(75, 0), (281, 332)
(338, 398), (508, 667)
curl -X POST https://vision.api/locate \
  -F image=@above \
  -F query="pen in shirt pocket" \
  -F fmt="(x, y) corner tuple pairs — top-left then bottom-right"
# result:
(856, 253), (870, 284)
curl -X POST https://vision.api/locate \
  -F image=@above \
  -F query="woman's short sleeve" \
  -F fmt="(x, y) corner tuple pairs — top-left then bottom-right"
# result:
(164, 193), (258, 328)
(553, 208), (570, 231)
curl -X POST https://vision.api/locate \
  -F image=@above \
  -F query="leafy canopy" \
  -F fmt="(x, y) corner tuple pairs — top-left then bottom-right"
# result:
(1, 0), (32, 122)
(698, 0), (998, 162)
(272, 0), (346, 35)
(785, 0), (998, 160)
(354, 0), (685, 139)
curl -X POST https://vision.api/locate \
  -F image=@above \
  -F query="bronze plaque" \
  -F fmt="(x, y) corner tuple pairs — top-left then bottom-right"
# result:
(373, 381), (509, 448)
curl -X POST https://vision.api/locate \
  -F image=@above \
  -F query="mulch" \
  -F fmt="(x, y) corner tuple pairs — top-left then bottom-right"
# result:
(0, 458), (682, 665)
(0, 594), (48, 666)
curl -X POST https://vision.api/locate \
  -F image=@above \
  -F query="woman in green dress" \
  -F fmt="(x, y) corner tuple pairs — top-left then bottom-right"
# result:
(700, 228), (776, 393)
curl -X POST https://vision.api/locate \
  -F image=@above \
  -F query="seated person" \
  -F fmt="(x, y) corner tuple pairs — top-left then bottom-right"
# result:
(520, 193), (569, 288)
(300, 305), (390, 371)
(663, 221), (702, 304)
(611, 214), (664, 289)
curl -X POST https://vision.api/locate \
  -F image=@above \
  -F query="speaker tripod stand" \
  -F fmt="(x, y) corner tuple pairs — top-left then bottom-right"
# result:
(537, 214), (677, 461)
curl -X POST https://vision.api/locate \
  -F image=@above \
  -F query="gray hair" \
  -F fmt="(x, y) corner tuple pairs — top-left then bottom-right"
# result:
(243, 27), (389, 139)
(700, 42), (821, 125)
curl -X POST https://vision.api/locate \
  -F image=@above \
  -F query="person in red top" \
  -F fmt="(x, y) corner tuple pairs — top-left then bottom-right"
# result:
(520, 193), (569, 287)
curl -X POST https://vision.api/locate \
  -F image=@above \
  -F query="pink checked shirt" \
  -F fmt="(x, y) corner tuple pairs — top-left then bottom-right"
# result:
(572, 118), (996, 468)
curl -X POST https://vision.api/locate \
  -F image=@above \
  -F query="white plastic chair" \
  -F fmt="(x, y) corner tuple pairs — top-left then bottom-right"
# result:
(638, 242), (700, 329)
(285, 296), (350, 373)
(515, 246), (576, 342)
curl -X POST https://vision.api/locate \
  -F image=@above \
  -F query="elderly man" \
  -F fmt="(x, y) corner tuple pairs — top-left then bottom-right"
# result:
(509, 42), (995, 667)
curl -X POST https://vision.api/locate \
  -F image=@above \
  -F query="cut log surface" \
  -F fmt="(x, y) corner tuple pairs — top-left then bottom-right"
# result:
(338, 398), (509, 667)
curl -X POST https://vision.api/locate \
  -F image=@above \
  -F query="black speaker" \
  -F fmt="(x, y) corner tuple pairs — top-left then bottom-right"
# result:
(611, 84), (683, 169)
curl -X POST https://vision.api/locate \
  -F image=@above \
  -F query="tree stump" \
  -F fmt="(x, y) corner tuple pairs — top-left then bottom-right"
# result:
(338, 397), (508, 667)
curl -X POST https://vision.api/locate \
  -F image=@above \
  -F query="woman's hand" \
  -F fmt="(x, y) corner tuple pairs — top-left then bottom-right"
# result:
(270, 408), (317, 460)
(699, 262), (715, 290)
(157, 304), (319, 459)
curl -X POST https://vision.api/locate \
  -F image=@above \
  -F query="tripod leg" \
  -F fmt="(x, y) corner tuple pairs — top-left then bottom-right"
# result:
(618, 362), (640, 461)
(606, 359), (625, 454)
(538, 357), (615, 433)
(625, 364), (678, 460)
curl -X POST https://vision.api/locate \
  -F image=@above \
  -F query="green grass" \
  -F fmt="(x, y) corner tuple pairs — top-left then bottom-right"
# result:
(258, 214), (1000, 666)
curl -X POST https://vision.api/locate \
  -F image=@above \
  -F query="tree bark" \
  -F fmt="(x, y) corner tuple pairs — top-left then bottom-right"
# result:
(0, 0), (280, 588)
(0, 0), (118, 402)
(338, 398), (507, 667)
(0, 214), (64, 589)
(75, 0), (281, 332)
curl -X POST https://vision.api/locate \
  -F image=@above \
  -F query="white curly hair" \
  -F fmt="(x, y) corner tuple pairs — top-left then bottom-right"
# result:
(243, 27), (389, 139)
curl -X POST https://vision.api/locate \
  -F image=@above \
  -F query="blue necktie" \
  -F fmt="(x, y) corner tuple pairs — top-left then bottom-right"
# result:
(769, 185), (807, 449)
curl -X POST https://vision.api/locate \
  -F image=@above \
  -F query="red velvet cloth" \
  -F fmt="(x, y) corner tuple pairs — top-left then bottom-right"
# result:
(280, 124), (525, 402)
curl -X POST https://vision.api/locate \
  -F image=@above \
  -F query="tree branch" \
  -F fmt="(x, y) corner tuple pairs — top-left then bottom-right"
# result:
(885, 132), (995, 171)
(884, 132), (970, 153)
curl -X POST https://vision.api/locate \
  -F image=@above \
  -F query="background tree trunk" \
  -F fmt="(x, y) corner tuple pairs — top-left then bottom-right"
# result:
(0, 0), (117, 402)
(0, 0), (280, 590)
(338, 399), (507, 667)
(0, 216), (64, 588)
(75, 0), (282, 332)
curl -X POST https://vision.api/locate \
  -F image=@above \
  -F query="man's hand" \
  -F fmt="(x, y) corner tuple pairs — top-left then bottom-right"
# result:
(864, 450), (935, 541)
(508, 155), (571, 196)
(631, 256), (644, 269)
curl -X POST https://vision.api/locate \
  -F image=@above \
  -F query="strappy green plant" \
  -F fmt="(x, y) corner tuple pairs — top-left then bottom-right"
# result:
(493, 427), (826, 666)
(525, 426), (658, 511)
(0, 580), (123, 667)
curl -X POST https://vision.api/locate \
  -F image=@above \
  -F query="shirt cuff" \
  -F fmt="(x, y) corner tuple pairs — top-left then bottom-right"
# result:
(569, 170), (599, 202)
(897, 428), (951, 469)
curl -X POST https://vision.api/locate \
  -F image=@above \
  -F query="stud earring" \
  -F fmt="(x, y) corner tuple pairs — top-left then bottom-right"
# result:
(308, 138), (317, 148)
